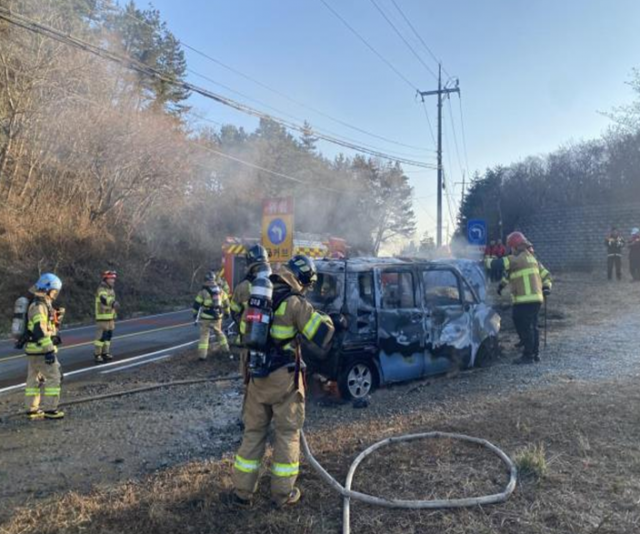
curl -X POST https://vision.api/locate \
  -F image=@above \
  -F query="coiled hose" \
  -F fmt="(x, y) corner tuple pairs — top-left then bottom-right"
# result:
(1, 374), (517, 533)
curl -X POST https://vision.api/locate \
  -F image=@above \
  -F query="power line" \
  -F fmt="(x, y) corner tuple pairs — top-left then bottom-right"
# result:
(0, 8), (436, 170)
(368, 0), (437, 80)
(318, 0), (419, 91)
(458, 94), (471, 174)
(118, 5), (431, 153)
(390, 0), (450, 79)
(420, 99), (437, 146)
(446, 98), (465, 180)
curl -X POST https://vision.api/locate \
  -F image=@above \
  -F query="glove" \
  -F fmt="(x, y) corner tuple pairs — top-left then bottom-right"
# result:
(44, 351), (56, 365)
(543, 287), (551, 297)
(113, 301), (121, 311)
(497, 285), (503, 296)
(52, 334), (62, 346)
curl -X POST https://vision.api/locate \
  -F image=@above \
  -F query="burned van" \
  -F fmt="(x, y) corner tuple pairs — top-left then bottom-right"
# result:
(302, 258), (501, 399)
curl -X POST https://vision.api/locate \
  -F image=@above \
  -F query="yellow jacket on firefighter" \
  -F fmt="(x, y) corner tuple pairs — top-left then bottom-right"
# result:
(95, 282), (117, 321)
(497, 249), (552, 304)
(25, 294), (58, 356)
(193, 286), (230, 320)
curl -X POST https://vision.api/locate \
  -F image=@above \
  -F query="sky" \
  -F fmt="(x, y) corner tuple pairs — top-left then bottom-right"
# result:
(145, 0), (640, 246)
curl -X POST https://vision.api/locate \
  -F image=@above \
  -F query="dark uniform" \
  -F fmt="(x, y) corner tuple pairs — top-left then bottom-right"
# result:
(605, 234), (625, 280)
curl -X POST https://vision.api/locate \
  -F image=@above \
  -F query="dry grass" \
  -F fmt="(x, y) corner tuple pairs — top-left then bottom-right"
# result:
(2, 374), (640, 534)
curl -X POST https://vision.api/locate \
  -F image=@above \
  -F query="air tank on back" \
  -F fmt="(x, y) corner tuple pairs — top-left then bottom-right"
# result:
(243, 263), (273, 350)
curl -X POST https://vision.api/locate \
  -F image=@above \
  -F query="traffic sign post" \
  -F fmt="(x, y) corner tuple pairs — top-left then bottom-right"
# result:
(467, 219), (487, 246)
(262, 197), (294, 262)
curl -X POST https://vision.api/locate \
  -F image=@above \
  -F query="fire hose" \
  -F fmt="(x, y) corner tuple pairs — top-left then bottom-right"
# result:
(1, 375), (517, 533)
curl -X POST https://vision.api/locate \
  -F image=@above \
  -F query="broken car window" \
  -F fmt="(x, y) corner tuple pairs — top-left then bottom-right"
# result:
(381, 271), (415, 308)
(358, 272), (375, 308)
(307, 273), (340, 306)
(423, 270), (461, 306)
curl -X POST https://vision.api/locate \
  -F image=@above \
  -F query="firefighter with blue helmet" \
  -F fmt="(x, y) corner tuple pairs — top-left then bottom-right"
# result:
(24, 273), (65, 420)
(223, 255), (335, 508)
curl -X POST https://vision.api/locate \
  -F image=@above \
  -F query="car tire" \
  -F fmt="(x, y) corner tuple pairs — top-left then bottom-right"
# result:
(338, 359), (377, 400)
(475, 336), (499, 368)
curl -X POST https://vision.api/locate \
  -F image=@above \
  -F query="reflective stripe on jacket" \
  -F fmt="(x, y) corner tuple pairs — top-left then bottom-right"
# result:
(193, 287), (230, 320)
(25, 298), (57, 355)
(95, 282), (116, 321)
(499, 250), (552, 305)
(232, 279), (252, 337)
(269, 293), (335, 357)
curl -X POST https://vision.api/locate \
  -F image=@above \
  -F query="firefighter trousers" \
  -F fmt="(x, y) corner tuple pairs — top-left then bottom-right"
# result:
(512, 302), (541, 359)
(607, 255), (622, 280)
(198, 319), (228, 360)
(94, 320), (115, 357)
(25, 355), (61, 412)
(233, 366), (305, 505)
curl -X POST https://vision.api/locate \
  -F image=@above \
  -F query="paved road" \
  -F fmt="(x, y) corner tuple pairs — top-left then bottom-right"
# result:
(0, 309), (197, 393)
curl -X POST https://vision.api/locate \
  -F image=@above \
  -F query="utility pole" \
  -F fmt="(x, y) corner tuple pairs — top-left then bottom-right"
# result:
(418, 64), (460, 247)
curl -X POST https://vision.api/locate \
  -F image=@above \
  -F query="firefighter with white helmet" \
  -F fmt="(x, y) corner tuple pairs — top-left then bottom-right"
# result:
(24, 273), (65, 420)
(494, 232), (552, 364)
(94, 270), (119, 363)
(223, 255), (335, 508)
(192, 271), (231, 360)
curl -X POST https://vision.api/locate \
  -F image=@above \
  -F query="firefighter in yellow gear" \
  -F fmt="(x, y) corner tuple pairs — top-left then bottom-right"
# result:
(224, 255), (335, 508)
(24, 273), (65, 420)
(495, 232), (552, 364)
(193, 272), (231, 360)
(230, 245), (270, 372)
(94, 270), (119, 363)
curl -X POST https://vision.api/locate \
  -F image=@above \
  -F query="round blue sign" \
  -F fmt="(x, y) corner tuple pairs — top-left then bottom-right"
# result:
(268, 218), (287, 245)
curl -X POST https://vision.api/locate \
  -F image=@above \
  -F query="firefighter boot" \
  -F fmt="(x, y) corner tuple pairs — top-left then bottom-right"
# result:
(272, 487), (301, 509)
(94, 354), (104, 364)
(219, 491), (252, 508)
(44, 410), (65, 420)
(26, 409), (44, 421)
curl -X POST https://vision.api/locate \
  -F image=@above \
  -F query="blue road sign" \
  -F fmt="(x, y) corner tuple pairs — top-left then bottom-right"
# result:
(267, 218), (287, 245)
(467, 219), (487, 245)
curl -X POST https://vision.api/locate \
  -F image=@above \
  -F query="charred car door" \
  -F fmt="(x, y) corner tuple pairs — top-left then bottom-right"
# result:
(421, 267), (474, 373)
(374, 266), (426, 383)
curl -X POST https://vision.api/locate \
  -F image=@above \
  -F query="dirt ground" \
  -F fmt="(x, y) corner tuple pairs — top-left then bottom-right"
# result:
(1, 271), (640, 533)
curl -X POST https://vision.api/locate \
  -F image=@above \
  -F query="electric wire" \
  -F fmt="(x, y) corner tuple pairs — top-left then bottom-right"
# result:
(368, 0), (437, 80)
(446, 97), (465, 182)
(0, 35), (347, 195)
(318, 0), (419, 91)
(118, 5), (429, 153)
(458, 93), (471, 175)
(390, 0), (451, 79)
(0, 8), (436, 169)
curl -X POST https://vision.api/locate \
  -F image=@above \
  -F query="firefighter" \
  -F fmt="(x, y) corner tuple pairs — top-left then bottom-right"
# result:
(605, 227), (625, 281)
(24, 273), (65, 420)
(229, 245), (270, 371)
(193, 271), (230, 360)
(223, 255), (335, 508)
(495, 232), (552, 364)
(94, 270), (119, 364)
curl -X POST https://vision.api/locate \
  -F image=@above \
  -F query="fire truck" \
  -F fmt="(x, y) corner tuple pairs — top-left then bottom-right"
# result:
(220, 234), (347, 291)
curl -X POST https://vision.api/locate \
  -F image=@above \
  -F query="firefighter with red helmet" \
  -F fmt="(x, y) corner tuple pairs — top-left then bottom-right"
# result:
(94, 270), (119, 363)
(223, 255), (335, 508)
(495, 232), (552, 364)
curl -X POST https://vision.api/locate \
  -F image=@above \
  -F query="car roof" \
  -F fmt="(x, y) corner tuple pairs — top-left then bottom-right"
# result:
(315, 256), (456, 273)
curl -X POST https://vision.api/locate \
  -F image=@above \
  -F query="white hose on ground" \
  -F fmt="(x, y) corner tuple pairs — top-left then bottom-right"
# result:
(301, 429), (517, 534)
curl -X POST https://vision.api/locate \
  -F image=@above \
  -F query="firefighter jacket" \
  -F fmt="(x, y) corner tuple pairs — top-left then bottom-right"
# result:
(25, 295), (58, 356)
(268, 271), (335, 361)
(605, 236), (625, 256)
(498, 249), (552, 305)
(192, 285), (230, 320)
(95, 282), (117, 321)
(230, 278), (251, 325)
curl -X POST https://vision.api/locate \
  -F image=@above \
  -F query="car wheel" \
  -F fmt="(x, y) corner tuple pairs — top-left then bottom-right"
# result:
(475, 336), (499, 367)
(338, 359), (377, 400)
